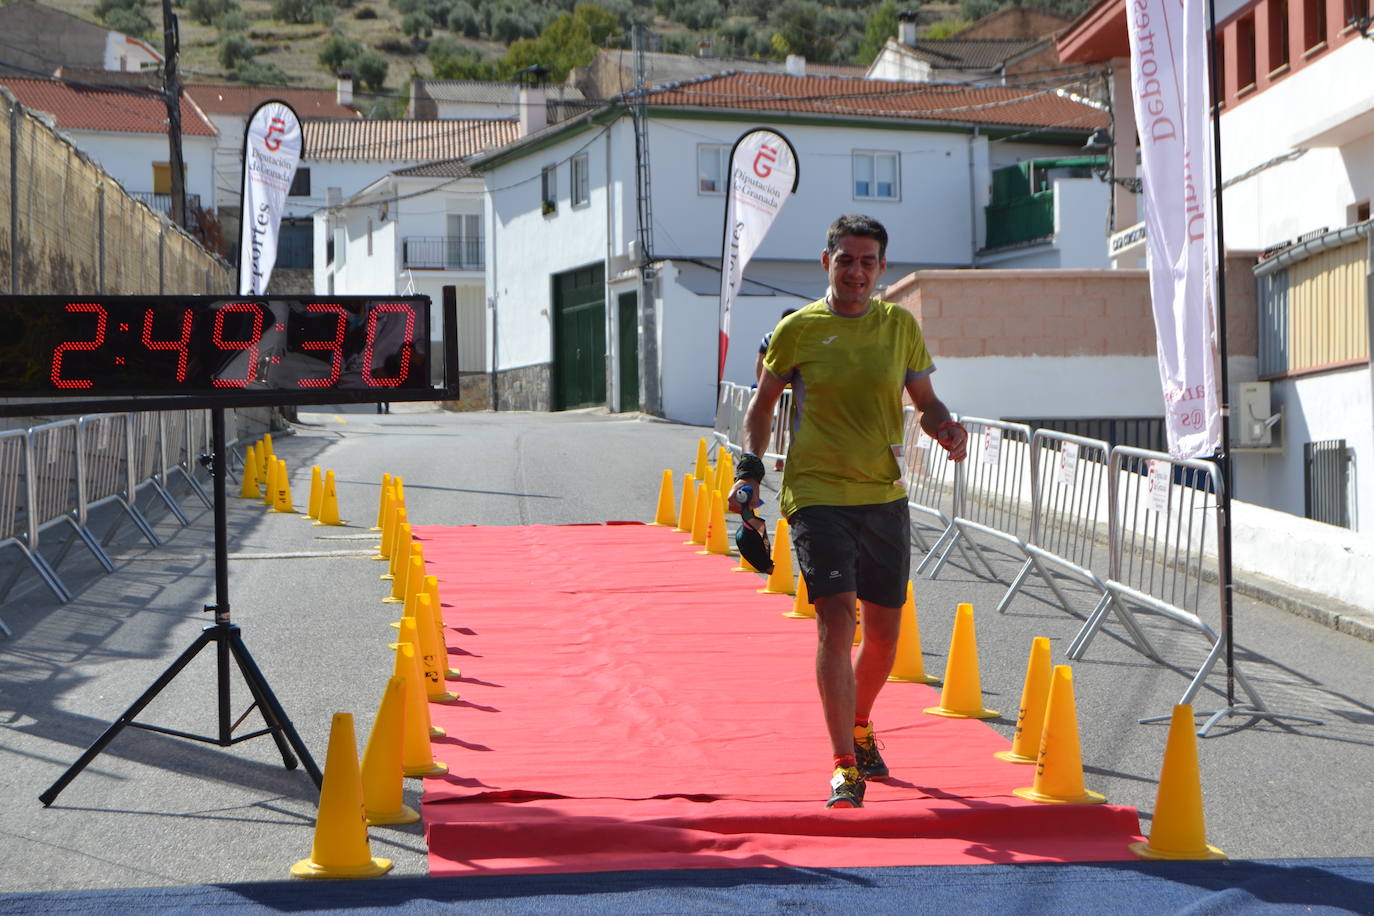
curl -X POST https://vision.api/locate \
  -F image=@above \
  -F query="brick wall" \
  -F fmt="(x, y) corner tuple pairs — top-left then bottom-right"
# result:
(887, 259), (1258, 360)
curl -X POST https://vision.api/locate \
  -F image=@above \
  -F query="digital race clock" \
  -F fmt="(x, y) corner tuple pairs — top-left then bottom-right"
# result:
(0, 295), (457, 416)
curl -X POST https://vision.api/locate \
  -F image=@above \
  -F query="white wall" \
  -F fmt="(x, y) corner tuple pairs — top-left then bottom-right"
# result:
(1220, 39), (1374, 250)
(1232, 366), (1374, 529)
(656, 262), (717, 426)
(66, 130), (217, 211)
(867, 52), (933, 82)
(935, 355), (1165, 421)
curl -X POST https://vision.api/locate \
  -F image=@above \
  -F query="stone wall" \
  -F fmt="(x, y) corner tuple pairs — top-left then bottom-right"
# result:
(494, 364), (552, 412)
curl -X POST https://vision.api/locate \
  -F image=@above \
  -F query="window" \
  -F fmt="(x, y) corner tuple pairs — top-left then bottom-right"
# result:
(277, 219), (313, 269)
(1236, 15), (1257, 89)
(853, 151), (899, 200)
(446, 213), (483, 269)
(1302, 0), (1326, 51)
(151, 161), (184, 194)
(697, 144), (729, 194)
(1268, 0), (1290, 72)
(289, 167), (311, 197)
(1348, 0), (1372, 28)
(571, 153), (590, 208)
(541, 165), (557, 215)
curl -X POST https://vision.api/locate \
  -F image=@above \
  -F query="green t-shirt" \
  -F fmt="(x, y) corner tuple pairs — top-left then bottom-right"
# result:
(763, 297), (934, 517)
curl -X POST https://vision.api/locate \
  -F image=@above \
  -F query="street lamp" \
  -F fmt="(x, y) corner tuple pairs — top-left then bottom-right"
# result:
(1083, 128), (1143, 193)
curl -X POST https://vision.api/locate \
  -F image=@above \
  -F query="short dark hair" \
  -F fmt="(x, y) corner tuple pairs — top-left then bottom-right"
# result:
(826, 214), (888, 261)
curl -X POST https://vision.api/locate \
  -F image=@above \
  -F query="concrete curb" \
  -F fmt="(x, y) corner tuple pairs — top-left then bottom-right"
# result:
(1233, 569), (1374, 644)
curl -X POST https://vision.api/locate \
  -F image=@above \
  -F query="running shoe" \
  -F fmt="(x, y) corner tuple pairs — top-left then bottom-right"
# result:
(826, 765), (866, 808)
(854, 722), (889, 779)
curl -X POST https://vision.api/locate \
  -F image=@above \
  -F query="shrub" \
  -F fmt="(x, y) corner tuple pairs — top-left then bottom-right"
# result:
(318, 32), (363, 70)
(215, 9), (251, 31)
(354, 4), (378, 17)
(353, 50), (389, 90)
(237, 59), (291, 84)
(218, 32), (258, 68)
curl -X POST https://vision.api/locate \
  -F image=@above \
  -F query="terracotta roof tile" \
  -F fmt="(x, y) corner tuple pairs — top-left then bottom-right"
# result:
(0, 76), (216, 136)
(392, 157), (482, 178)
(304, 118), (521, 161)
(640, 72), (1106, 131)
(184, 83), (361, 119)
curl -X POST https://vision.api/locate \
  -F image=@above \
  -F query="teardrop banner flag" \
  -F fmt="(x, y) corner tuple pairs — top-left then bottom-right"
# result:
(238, 100), (304, 295)
(718, 129), (799, 383)
(1127, 1), (1220, 459)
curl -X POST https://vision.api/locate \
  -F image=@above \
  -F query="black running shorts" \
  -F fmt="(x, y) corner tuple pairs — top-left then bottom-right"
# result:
(788, 499), (910, 608)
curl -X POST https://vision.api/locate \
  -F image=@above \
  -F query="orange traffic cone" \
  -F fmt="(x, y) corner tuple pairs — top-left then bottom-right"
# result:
(360, 676), (419, 826)
(888, 581), (939, 684)
(273, 459), (295, 513)
(996, 637), (1052, 763)
(759, 518), (795, 596)
(1129, 705), (1226, 859)
(675, 473), (697, 532)
(702, 492), (733, 555)
(783, 571), (815, 618)
(925, 603), (998, 719)
(651, 469), (676, 526)
(304, 465), (323, 519)
(1013, 665), (1106, 805)
(854, 599), (863, 646)
(372, 473), (392, 531)
(425, 575), (460, 680)
(314, 470), (344, 526)
(290, 712), (393, 878)
(239, 444), (260, 498)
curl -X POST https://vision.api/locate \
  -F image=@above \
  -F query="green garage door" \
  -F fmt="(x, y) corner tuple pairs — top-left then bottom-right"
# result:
(553, 263), (606, 410)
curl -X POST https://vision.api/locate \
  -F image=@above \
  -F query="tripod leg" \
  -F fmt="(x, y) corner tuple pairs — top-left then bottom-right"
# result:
(228, 629), (323, 788)
(39, 629), (215, 806)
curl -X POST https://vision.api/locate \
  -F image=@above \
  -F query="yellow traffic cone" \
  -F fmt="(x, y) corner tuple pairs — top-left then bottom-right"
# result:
(675, 473), (697, 532)
(373, 490), (397, 559)
(290, 712), (393, 879)
(925, 603), (998, 719)
(888, 581), (939, 683)
(414, 592), (458, 702)
(651, 469), (676, 526)
(693, 438), (709, 482)
(261, 454), (278, 507)
(391, 641), (448, 776)
(381, 510), (408, 577)
(384, 524), (413, 594)
(701, 463), (716, 504)
(783, 571), (815, 618)
(273, 459), (295, 513)
(393, 475), (407, 512)
(304, 465), (323, 519)
(372, 473), (392, 531)
(687, 482), (710, 546)
(759, 518), (795, 596)
(425, 575), (460, 680)
(702, 492), (733, 555)
(1129, 705), (1226, 859)
(257, 438), (269, 483)
(360, 676), (419, 826)
(238, 444), (260, 498)
(262, 432), (275, 461)
(315, 470), (344, 526)
(854, 600), (863, 646)
(1013, 665), (1105, 805)
(996, 637), (1052, 763)
(386, 542), (421, 605)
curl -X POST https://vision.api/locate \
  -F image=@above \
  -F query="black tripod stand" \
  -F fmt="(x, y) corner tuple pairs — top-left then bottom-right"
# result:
(40, 408), (321, 806)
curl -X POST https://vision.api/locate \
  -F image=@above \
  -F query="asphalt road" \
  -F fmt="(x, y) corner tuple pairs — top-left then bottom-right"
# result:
(1, 404), (1371, 894)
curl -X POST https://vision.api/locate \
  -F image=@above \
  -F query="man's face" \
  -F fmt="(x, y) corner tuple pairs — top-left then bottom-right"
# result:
(821, 234), (885, 312)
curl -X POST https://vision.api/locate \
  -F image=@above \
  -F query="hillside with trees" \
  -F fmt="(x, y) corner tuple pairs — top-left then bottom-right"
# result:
(36, 0), (1095, 115)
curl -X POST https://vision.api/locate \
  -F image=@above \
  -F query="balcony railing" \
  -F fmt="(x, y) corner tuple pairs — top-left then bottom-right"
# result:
(985, 192), (1055, 248)
(129, 192), (202, 228)
(402, 236), (485, 270)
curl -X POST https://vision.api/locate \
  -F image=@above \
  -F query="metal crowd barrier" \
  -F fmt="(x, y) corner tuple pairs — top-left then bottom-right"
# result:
(0, 410), (214, 634)
(918, 417), (1032, 581)
(992, 429), (1159, 660)
(901, 407), (968, 563)
(712, 382), (793, 466)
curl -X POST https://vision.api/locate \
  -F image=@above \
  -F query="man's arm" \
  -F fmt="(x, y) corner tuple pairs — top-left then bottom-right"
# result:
(730, 371), (787, 508)
(906, 374), (967, 462)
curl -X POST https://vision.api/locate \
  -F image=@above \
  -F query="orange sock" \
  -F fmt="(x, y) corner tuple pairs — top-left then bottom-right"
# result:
(834, 754), (857, 769)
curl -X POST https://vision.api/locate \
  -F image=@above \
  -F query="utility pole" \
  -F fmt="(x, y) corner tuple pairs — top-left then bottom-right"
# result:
(161, 0), (186, 229)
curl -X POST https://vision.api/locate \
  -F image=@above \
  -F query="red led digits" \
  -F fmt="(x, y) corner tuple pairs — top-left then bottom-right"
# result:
(140, 307), (193, 382)
(297, 303), (347, 388)
(361, 303), (416, 388)
(211, 302), (265, 388)
(50, 302), (108, 389)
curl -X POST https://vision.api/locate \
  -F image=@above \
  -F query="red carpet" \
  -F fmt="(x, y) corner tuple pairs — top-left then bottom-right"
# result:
(414, 523), (1144, 876)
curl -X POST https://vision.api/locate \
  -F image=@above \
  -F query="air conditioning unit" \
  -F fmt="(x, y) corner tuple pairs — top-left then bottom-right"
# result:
(1235, 381), (1282, 450)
